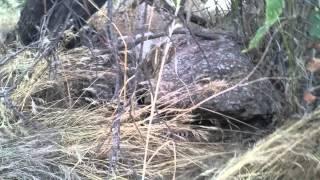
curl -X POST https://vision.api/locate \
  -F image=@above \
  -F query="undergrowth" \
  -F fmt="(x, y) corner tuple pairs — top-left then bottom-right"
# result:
(0, 0), (320, 179)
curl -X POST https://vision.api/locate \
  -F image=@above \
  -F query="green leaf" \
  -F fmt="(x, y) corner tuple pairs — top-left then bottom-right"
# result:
(243, 0), (284, 52)
(265, 0), (284, 25)
(309, 10), (320, 39)
(243, 25), (269, 53)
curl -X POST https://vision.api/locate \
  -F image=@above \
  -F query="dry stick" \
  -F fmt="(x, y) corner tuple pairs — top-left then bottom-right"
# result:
(93, 28), (223, 55)
(84, 3), (131, 174)
(117, 28), (222, 50)
(105, 0), (122, 175)
(43, 0), (47, 14)
(141, 5), (181, 179)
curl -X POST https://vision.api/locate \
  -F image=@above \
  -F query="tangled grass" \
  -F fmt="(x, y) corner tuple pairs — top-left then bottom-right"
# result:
(1, 40), (319, 179)
(215, 111), (320, 180)
(0, 48), (249, 179)
(1, 0), (320, 179)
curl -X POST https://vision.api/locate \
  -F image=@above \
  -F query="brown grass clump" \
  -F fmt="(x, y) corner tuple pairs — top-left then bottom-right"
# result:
(0, 99), (239, 179)
(0, 48), (251, 179)
(1, 1), (318, 178)
(2, 29), (317, 179)
(214, 111), (320, 180)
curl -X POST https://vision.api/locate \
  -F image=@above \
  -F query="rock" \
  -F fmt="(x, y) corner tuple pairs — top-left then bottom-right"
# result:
(17, 0), (107, 45)
(145, 34), (280, 121)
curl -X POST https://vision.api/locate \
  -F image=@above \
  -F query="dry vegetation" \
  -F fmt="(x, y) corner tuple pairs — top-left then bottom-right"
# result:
(0, 46), (256, 179)
(0, 0), (320, 179)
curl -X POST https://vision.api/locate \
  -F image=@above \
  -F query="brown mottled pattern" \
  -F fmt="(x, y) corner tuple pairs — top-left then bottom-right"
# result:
(60, 48), (119, 101)
(154, 34), (279, 120)
(161, 34), (252, 88)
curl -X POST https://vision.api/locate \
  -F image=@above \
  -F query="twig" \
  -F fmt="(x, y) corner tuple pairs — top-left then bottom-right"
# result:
(106, 0), (122, 175)
(141, 4), (181, 179)
(116, 28), (223, 50)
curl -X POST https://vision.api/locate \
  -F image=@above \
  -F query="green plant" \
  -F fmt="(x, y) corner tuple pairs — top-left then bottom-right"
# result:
(309, 8), (320, 39)
(244, 0), (285, 52)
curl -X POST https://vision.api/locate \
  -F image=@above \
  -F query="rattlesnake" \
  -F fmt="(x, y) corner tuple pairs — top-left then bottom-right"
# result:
(140, 33), (280, 122)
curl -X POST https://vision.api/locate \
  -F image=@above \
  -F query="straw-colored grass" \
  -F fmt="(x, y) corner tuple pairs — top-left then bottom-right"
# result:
(214, 111), (320, 180)
(1, 1), (319, 179)
(1, 27), (318, 179)
(2, 41), (319, 179)
(0, 47), (252, 179)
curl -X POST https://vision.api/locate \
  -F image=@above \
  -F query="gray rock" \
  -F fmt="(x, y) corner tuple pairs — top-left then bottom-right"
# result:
(147, 34), (280, 121)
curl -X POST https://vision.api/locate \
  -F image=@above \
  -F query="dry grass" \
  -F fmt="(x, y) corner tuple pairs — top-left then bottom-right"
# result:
(0, 41), (319, 180)
(0, 1), (319, 179)
(2, 42), (319, 179)
(215, 111), (320, 180)
(0, 47), (249, 179)
(1, 27), (317, 180)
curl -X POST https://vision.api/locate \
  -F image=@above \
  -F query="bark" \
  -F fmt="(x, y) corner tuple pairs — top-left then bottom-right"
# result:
(17, 0), (107, 45)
